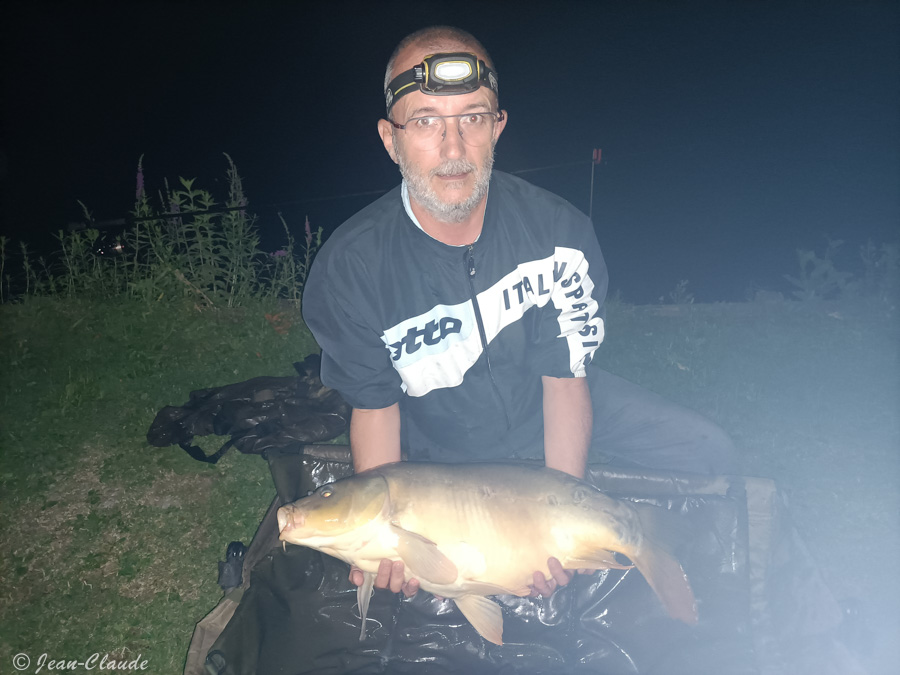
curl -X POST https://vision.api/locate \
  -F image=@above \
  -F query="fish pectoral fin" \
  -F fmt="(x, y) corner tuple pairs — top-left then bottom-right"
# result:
(454, 594), (504, 646)
(568, 549), (634, 571)
(390, 524), (458, 585)
(357, 571), (376, 641)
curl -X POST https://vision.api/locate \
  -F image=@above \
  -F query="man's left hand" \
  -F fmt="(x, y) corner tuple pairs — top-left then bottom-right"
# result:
(529, 556), (576, 597)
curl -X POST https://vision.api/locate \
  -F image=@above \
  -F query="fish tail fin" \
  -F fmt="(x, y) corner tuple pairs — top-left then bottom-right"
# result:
(629, 503), (698, 625)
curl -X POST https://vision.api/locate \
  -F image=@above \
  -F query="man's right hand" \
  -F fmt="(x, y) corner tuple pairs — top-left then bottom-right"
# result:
(350, 559), (419, 597)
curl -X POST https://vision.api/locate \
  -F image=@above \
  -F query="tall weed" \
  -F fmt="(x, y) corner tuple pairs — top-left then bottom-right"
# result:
(859, 240), (899, 304)
(3, 155), (322, 308)
(0, 236), (7, 304)
(784, 237), (899, 305)
(784, 238), (853, 301)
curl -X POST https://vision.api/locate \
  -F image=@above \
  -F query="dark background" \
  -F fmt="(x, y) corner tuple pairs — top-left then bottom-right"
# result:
(2, 0), (898, 303)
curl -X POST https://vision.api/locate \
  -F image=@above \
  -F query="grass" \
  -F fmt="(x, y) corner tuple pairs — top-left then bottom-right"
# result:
(0, 297), (318, 671)
(596, 297), (900, 673)
(1, 294), (896, 673)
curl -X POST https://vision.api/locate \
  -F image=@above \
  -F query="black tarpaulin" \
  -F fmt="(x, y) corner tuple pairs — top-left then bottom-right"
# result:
(147, 356), (350, 463)
(156, 365), (862, 675)
(192, 447), (776, 675)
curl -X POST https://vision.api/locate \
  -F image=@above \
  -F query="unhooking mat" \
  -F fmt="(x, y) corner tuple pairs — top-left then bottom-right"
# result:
(184, 445), (862, 675)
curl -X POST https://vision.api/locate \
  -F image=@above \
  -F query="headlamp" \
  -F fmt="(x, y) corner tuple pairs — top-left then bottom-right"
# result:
(385, 52), (499, 114)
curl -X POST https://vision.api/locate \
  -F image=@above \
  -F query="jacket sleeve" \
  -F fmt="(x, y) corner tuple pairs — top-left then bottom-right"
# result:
(301, 247), (404, 410)
(529, 208), (608, 379)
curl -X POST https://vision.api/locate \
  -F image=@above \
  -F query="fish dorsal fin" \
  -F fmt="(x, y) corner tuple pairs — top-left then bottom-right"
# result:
(567, 549), (634, 571)
(390, 523), (458, 585)
(356, 571), (376, 641)
(454, 594), (504, 645)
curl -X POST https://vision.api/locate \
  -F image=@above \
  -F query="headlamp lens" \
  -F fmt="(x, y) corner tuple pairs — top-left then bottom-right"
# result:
(432, 60), (473, 83)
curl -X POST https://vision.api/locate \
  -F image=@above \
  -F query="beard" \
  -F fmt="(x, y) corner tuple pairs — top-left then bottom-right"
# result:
(396, 141), (495, 224)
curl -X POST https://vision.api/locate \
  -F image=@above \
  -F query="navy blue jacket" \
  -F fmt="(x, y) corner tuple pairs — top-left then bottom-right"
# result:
(302, 171), (608, 461)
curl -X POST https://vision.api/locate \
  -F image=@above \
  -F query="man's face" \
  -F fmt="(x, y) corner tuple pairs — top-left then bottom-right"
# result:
(378, 47), (507, 224)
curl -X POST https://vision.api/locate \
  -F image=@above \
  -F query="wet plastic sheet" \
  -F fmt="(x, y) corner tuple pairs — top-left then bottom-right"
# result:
(199, 446), (763, 675)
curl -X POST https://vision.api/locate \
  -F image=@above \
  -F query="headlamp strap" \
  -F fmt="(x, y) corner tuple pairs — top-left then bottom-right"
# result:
(385, 52), (499, 113)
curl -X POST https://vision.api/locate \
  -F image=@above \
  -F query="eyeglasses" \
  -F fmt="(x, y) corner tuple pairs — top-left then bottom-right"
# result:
(389, 111), (504, 150)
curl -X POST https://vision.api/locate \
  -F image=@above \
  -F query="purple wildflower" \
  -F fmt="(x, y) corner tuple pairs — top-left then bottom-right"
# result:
(305, 215), (313, 246)
(271, 249), (288, 258)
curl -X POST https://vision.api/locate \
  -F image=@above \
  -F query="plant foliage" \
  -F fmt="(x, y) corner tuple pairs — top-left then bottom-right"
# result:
(2, 155), (322, 309)
(784, 237), (899, 303)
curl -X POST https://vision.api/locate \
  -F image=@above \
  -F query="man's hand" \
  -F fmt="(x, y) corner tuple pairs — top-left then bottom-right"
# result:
(529, 557), (596, 597)
(349, 560), (419, 597)
(529, 556), (575, 597)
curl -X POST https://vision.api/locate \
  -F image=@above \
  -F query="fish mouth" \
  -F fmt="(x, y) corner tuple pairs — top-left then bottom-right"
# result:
(276, 506), (304, 538)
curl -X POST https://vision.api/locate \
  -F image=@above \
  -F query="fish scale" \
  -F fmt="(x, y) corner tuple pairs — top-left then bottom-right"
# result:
(277, 462), (698, 645)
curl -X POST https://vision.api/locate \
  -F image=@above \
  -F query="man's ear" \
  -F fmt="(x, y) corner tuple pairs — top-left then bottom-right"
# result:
(377, 119), (399, 164)
(493, 109), (508, 142)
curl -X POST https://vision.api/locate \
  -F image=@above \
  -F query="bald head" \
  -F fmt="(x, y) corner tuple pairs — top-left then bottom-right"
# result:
(384, 26), (495, 93)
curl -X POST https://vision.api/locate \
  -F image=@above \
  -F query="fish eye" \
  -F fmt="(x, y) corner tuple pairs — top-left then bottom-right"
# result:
(320, 488), (333, 498)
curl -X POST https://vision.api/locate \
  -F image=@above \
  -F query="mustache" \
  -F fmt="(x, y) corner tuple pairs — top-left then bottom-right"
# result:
(430, 159), (477, 177)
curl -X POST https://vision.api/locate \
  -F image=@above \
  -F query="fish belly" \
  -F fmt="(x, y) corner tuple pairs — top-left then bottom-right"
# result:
(385, 472), (581, 595)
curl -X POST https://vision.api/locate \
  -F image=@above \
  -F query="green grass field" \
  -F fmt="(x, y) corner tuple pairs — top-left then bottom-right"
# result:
(1, 296), (897, 673)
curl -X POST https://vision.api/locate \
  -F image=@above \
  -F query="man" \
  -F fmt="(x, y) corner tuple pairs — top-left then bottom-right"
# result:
(303, 26), (738, 601)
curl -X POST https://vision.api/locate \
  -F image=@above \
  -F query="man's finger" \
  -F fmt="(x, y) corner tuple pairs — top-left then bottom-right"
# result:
(388, 560), (405, 594)
(350, 565), (364, 587)
(531, 570), (556, 597)
(547, 557), (574, 587)
(374, 559), (393, 589)
(401, 577), (420, 598)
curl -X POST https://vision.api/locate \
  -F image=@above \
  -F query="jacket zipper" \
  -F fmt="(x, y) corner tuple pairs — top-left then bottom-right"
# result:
(465, 244), (511, 430)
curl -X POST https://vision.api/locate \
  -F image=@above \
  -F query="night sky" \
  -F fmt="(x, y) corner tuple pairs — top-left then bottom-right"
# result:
(2, 0), (898, 302)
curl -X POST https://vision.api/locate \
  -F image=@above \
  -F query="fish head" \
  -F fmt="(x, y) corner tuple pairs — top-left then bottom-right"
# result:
(277, 473), (389, 546)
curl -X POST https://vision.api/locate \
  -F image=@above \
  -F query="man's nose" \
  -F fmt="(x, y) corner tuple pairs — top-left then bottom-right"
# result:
(439, 117), (466, 157)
